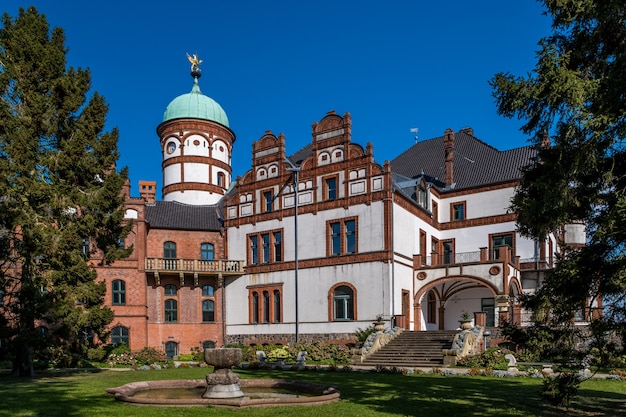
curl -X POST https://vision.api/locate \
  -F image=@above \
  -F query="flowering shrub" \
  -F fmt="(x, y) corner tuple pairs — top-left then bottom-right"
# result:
(458, 347), (511, 370)
(105, 345), (168, 367)
(235, 341), (352, 365)
(267, 346), (290, 361)
(609, 369), (626, 380)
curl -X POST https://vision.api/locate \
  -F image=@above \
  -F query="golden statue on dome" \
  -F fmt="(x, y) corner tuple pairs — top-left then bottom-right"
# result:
(187, 53), (202, 73)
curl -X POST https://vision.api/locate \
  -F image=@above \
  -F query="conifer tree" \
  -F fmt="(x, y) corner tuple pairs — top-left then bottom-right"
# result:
(491, 0), (625, 403)
(0, 7), (132, 376)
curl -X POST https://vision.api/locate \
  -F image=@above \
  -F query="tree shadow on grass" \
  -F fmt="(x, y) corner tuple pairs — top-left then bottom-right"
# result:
(249, 370), (626, 417)
(0, 369), (110, 417)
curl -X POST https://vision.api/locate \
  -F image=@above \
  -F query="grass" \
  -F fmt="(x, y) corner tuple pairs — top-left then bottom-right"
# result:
(0, 367), (625, 417)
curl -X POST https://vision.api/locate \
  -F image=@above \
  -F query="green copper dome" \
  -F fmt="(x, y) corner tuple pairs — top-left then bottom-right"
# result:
(162, 77), (229, 127)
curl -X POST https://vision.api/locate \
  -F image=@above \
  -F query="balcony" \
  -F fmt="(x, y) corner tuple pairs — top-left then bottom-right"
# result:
(145, 258), (245, 282)
(414, 247), (521, 269)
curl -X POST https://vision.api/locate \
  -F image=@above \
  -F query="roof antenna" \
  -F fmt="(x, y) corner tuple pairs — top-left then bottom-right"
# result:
(410, 127), (419, 143)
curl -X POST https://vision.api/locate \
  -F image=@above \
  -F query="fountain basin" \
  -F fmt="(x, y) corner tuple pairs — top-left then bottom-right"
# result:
(106, 378), (340, 408)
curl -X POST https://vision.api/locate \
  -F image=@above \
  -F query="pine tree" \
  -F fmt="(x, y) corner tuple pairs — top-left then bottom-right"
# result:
(491, 0), (625, 385)
(0, 7), (132, 376)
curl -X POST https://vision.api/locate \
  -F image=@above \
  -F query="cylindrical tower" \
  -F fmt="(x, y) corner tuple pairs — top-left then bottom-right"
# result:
(157, 58), (235, 205)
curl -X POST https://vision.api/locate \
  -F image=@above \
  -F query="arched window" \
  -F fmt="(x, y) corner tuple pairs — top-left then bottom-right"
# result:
(165, 299), (178, 322)
(201, 243), (214, 261)
(202, 340), (216, 349)
(252, 291), (259, 323)
(333, 285), (355, 320)
(202, 285), (214, 297)
(273, 290), (281, 323)
(263, 291), (270, 323)
(164, 284), (177, 296)
(217, 172), (225, 187)
(112, 280), (126, 305)
(202, 299), (215, 322)
(111, 326), (129, 346)
(163, 241), (177, 269)
(164, 341), (178, 360)
(427, 290), (437, 324)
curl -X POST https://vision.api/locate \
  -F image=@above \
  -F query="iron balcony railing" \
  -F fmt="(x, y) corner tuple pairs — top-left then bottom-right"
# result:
(145, 258), (245, 274)
(423, 251), (481, 266)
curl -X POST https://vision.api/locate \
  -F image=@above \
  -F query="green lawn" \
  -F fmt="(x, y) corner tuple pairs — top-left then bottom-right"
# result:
(1, 367), (625, 417)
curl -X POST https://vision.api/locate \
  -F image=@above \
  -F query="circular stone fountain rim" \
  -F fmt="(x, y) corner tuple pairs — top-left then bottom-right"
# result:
(106, 378), (341, 408)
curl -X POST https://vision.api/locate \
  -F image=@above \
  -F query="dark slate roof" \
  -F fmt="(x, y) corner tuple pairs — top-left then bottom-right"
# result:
(145, 201), (223, 231)
(288, 143), (313, 166)
(390, 130), (537, 190)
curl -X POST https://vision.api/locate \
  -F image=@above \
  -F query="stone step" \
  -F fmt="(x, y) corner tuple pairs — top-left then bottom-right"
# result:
(359, 330), (456, 367)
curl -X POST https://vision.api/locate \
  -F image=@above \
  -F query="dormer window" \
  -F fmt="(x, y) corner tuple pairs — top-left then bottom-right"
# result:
(418, 186), (427, 208)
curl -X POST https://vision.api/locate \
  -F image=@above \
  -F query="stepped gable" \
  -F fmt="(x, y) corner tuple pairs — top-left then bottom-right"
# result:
(391, 129), (536, 190)
(145, 201), (223, 231)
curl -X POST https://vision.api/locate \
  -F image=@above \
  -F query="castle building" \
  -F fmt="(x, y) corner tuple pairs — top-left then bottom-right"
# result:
(96, 66), (586, 357)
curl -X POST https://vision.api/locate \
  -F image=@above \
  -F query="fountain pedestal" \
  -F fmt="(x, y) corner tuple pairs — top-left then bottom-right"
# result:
(202, 348), (244, 399)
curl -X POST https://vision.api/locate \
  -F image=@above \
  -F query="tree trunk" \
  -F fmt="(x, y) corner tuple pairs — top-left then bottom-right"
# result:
(12, 346), (36, 378)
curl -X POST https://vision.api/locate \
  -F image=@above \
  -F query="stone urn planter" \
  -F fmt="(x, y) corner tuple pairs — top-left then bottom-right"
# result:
(373, 320), (385, 332)
(459, 320), (472, 330)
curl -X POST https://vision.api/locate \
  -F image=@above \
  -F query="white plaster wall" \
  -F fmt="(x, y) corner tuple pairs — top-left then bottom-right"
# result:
(184, 162), (209, 183)
(438, 188), (515, 222)
(225, 261), (392, 336)
(163, 164), (181, 185)
(392, 203), (439, 258)
(184, 134), (208, 156)
(212, 139), (230, 164)
(163, 190), (221, 205)
(564, 223), (586, 245)
(229, 202), (385, 262)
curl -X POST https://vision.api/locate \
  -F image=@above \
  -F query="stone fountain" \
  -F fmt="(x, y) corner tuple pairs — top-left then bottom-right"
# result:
(202, 348), (244, 398)
(106, 347), (341, 408)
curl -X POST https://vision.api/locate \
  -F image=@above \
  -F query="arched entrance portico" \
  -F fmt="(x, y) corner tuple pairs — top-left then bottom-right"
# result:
(414, 276), (499, 331)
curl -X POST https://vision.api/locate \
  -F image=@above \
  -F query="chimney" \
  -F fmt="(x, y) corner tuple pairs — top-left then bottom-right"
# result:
(444, 128), (455, 187)
(139, 180), (156, 204)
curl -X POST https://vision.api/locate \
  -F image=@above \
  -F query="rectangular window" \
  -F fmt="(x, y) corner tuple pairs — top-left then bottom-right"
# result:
(330, 222), (341, 256)
(481, 298), (495, 327)
(263, 190), (273, 213)
(328, 217), (358, 256)
(325, 177), (337, 201)
(491, 233), (514, 259)
(262, 233), (270, 263)
(345, 220), (356, 254)
(273, 231), (282, 262)
(247, 229), (284, 265)
(112, 280), (126, 305)
(250, 235), (258, 265)
(452, 201), (466, 221)
(418, 187), (427, 208)
(202, 300), (215, 322)
(165, 299), (177, 322)
(442, 240), (454, 264)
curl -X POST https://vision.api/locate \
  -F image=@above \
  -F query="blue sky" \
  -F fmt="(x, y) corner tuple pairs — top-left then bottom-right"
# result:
(3, 1), (551, 197)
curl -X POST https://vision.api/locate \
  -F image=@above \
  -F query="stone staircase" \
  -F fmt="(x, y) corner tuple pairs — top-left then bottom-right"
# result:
(359, 330), (457, 368)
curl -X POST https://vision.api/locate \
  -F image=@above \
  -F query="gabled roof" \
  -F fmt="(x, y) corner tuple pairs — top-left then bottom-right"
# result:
(145, 201), (223, 231)
(390, 130), (537, 190)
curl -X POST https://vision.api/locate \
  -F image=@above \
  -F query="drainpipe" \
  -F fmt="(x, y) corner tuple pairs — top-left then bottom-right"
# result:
(390, 185), (395, 328)
(219, 273), (225, 346)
